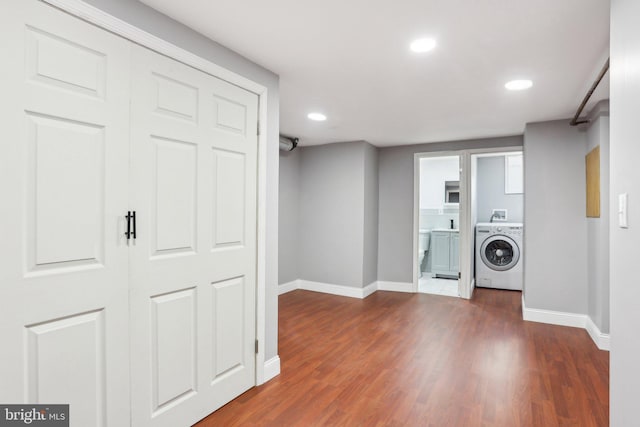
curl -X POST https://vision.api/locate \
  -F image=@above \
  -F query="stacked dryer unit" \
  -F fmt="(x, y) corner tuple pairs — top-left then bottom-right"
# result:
(475, 222), (523, 290)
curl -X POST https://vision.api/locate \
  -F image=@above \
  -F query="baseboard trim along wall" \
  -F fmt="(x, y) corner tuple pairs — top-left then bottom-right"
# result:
(586, 317), (611, 351)
(297, 280), (370, 298)
(263, 356), (281, 382)
(521, 295), (610, 351)
(362, 282), (378, 298)
(278, 280), (298, 295)
(277, 280), (414, 299)
(377, 281), (414, 293)
(279, 285), (611, 351)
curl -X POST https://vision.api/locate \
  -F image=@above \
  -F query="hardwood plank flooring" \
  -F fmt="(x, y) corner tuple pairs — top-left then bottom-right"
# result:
(196, 289), (609, 426)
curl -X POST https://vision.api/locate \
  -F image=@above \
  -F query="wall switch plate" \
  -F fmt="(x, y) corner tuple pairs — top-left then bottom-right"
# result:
(619, 193), (629, 228)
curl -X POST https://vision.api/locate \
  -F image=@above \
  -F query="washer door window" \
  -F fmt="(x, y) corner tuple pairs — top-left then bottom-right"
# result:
(480, 235), (520, 271)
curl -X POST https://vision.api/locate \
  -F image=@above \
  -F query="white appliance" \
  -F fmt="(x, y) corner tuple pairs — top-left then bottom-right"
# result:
(475, 222), (523, 290)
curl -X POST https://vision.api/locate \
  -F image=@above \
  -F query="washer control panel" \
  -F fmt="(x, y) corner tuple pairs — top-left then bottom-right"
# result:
(476, 223), (523, 236)
(496, 225), (522, 235)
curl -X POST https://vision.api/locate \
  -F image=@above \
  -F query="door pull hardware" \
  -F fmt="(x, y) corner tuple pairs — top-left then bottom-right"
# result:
(125, 211), (132, 240)
(125, 211), (137, 241)
(132, 210), (137, 240)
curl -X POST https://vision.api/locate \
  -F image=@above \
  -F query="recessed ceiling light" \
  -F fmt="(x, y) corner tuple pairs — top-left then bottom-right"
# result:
(410, 38), (437, 53)
(307, 112), (327, 121)
(505, 79), (533, 91)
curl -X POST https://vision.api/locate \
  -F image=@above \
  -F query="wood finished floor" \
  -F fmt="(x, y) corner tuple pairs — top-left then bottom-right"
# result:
(196, 289), (609, 426)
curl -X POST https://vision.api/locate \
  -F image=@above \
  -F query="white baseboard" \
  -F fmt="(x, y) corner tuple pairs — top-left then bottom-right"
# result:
(363, 281), (378, 298)
(298, 279), (369, 299)
(263, 356), (280, 382)
(278, 279), (415, 299)
(522, 305), (587, 328)
(376, 281), (414, 293)
(586, 317), (610, 351)
(278, 280), (299, 295)
(522, 295), (609, 351)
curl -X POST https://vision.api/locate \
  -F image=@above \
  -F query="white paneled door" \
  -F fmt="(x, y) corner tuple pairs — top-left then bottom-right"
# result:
(0, 2), (259, 426)
(129, 47), (258, 426)
(0, 2), (131, 426)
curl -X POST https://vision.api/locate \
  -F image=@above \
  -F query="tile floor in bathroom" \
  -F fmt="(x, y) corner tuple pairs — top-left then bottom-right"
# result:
(418, 275), (459, 297)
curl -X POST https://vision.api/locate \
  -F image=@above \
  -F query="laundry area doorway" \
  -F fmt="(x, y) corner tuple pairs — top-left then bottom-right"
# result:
(471, 151), (524, 293)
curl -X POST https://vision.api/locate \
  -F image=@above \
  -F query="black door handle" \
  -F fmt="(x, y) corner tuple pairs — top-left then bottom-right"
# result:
(125, 211), (132, 240)
(132, 211), (136, 239)
(125, 211), (137, 241)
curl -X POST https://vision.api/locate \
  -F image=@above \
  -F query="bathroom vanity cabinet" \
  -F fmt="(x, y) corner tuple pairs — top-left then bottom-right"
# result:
(431, 230), (460, 279)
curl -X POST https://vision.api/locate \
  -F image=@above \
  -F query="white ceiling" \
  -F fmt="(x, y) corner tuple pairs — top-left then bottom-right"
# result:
(141, 0), (610, 147)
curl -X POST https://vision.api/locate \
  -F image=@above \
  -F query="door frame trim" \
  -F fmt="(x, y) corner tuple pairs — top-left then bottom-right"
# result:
(413, 152), (464, 295)
(43, 0), (271, 385)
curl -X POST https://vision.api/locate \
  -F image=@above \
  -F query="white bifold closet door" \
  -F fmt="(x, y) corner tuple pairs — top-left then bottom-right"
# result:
(0, 1), (132, 426)
(129, 46), (258, 427)
(0, 1), (259, 426)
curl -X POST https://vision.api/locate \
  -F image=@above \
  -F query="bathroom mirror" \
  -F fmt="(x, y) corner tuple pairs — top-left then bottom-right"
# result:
(444, 180), (460, 204)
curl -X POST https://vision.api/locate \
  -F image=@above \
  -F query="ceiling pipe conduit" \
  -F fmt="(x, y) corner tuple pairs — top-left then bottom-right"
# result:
(570, 58), (610, 126)
(279, 135), (299, 151)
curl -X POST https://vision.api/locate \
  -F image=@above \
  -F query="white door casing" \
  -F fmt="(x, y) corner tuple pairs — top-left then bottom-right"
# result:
(0, 1), (131, 426)
(129, 46), (258, 426)
(413, 153), (462, 294)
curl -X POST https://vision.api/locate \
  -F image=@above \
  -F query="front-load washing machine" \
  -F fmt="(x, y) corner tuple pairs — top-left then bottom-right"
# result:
(475, 222), (523, 290)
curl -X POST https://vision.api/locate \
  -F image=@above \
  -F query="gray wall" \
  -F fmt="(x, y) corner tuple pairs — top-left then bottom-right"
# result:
(610, 0), (640, 424)
(476, 156), (524, 223)
(363, 144), (379, 286)
(298, 141), (368, 288)
(523, 120), (587, 313)
(278, 149), (300, 285)
(83, 0), (281, 360)
(377, 135), (524, 283)
(586, 101), (610, 334)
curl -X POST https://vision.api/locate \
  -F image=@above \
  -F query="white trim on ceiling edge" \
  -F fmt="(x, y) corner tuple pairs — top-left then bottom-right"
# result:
(521, 295), (609, 351)
(44, 0), (274, 384)
(278, 280), (414, 298)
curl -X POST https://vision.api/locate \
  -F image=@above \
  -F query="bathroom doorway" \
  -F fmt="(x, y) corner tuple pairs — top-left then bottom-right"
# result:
(415, 154), (461, 297)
